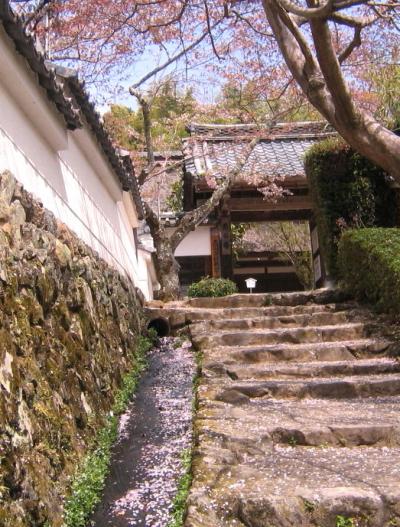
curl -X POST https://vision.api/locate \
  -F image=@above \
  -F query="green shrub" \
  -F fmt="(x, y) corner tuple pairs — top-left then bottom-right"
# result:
(187, 277), (238, 297)
(305, 138), (397, 278)
(338, 228), (400, 313)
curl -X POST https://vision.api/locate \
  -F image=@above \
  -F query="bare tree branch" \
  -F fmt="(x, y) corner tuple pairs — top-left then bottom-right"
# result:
(276, 0), (335, 19)
(231, 9), (274, 37)
(144, 201), (160, 230)
(309, 17), (359, 125)
(338, 26), (362, 62)
(330, 11), (380, 27)
(130, 88), (155, 166)
(204, 0), (222, 60)
(170, 136), (261, 251)
(140, 156), (190, 183)
(169, 177), (231, 252)
(129, 18), (224, 90)
(23, 0), (53, 28)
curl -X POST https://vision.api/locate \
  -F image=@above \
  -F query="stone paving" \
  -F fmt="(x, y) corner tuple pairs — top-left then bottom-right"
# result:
(149, 289), (400, 527)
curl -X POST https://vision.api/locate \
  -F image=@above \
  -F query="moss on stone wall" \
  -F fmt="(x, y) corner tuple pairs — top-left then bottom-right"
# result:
(0, 171), (144, 527)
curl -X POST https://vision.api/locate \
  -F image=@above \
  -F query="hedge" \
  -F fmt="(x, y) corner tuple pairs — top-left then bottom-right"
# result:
(187, 277), (238, 297)
(305, 138), (397, 278)
(338, 228), (400, 314)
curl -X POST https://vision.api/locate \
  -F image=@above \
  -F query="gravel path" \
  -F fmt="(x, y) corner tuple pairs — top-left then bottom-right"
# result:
(90, 337), (195, 527)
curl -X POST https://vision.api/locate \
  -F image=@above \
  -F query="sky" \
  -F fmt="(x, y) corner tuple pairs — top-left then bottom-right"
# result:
(87, 44), (224, 114)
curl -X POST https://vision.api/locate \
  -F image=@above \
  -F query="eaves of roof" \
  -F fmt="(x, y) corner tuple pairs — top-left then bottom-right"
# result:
(0, 0), (81, 130)
(0, 0), (145, 220)
(186, 121), (336, 139)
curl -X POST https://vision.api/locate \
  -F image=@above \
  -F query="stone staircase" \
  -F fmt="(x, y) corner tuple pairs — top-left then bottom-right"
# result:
(148, 290), (400, 527)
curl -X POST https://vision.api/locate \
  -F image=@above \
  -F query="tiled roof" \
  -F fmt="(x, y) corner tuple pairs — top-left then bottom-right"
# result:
(186, 121), (335, 139)
(184, 121), (336, 180)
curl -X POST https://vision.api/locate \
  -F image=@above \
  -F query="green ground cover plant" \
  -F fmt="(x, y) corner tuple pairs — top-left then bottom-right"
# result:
(188, 277), (238, 297)
(167, 448), (193, 527)
(62, 333), (155, 527)
(167, 343), (203, 527)
(336, 516), (355, 527)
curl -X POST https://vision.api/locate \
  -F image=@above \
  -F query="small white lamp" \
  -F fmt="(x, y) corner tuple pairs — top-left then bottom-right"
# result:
(245, 277), (257, 294)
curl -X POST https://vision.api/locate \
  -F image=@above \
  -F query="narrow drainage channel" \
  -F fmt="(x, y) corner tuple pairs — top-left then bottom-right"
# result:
(90, 336), (195, 527)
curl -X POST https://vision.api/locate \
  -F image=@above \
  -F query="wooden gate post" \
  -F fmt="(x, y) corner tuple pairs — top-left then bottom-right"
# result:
(309, 217), (326, 288)
(219, 193), (233, 279)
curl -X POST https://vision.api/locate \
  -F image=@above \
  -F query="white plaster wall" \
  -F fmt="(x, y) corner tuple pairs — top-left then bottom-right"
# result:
(0, 127), (148, 289)
(0, 27), (67, 153)
(116, 201), (141, 283)
(137, 250), (157, 300)
(0, 28), (154, 299)
(0, 82), (67, 199)
(60, 132), (121, 228)
(172, 226), (211, 256)
(0, 127), (68, 221)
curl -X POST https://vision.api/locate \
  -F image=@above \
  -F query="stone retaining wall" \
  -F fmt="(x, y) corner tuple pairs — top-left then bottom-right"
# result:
(0, 171), (144, 526)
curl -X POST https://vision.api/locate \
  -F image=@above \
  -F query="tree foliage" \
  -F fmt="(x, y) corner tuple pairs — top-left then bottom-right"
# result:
(369, 61), (400, 128)
(103, 105), (141, 151)
(10, 0), (400, 296)
(103, 81), (197, 150)
(217, 79), (320, 124)
(12, 0), (400, 180)
(165, 180), (184, 213)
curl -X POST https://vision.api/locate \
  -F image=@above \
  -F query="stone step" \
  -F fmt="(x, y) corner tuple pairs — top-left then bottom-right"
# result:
(185, 303), (358, 322)
(204, 421), (400, 448)
(212, 373), (400, 402)
(270, 423), (400, 447)
(210, 358), (400, 381)
(186, 287), (350, 309)
(196, 395), (400, 448)
(189, 310), (351, 332)
(146, 302), (361, 327)
(213, 338), (391, 364)
(181, 289), (399, 527)
(191, 323), (366, 349)
(186, 445), (400, 526)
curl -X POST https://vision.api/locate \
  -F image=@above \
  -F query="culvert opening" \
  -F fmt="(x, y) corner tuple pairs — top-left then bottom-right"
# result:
(147, 317), (170, 337)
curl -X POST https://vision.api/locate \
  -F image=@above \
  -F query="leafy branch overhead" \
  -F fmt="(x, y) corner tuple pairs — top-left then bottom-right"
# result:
(11, 0), (400, 180)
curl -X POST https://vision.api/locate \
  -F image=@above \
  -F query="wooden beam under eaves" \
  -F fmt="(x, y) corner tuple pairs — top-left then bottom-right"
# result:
(228, 194), (313, 212)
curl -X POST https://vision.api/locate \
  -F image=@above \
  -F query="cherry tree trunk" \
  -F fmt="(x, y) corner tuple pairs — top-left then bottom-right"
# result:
(152, 236), (181, 302)
(143, 207), (181, 301)
(262, 0), (400, 182)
